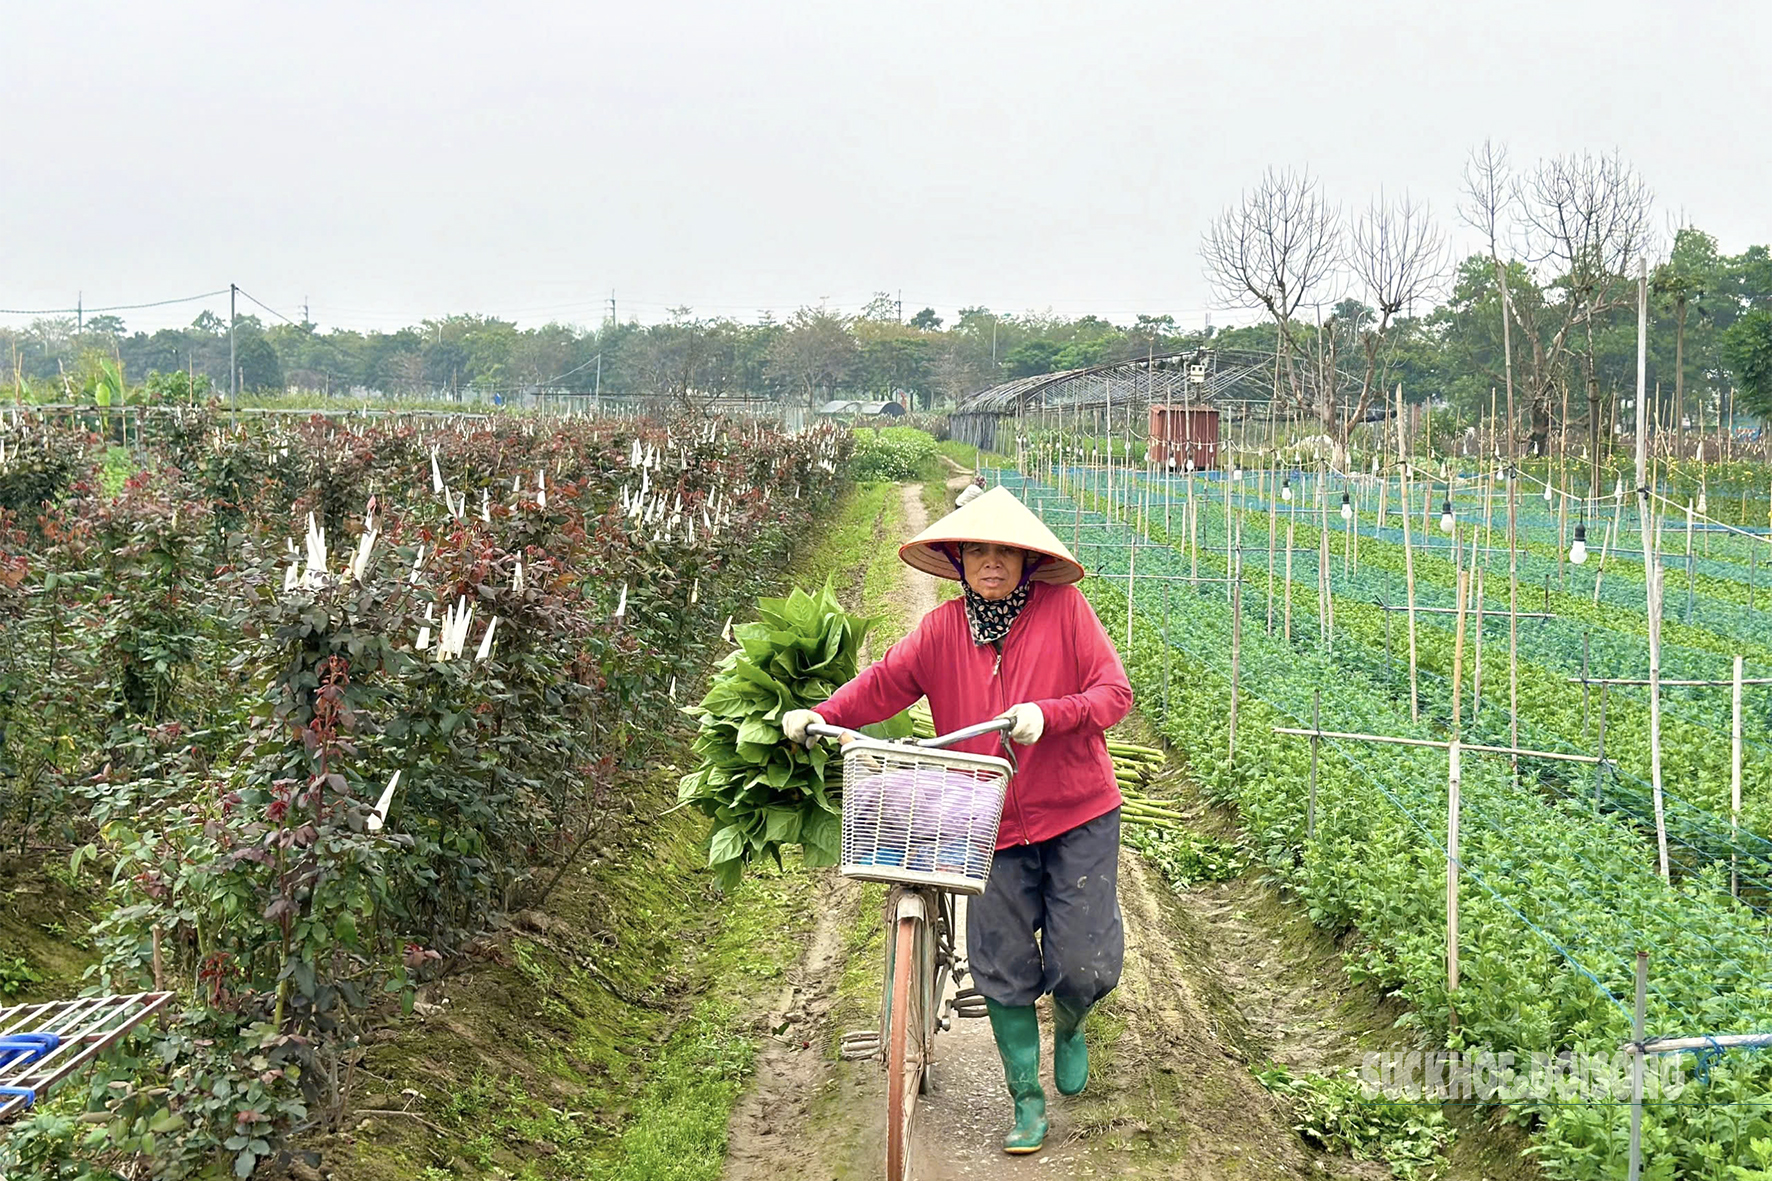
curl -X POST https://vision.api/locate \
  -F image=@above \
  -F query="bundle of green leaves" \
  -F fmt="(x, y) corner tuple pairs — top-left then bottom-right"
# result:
(678, 580), (908, 888)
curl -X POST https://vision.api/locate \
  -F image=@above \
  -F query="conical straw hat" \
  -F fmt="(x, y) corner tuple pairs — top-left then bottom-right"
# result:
(899, 485), (1085, 585)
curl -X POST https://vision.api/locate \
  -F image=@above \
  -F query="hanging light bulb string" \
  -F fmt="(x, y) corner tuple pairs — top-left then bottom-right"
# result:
(1642, 482), (1772, 546)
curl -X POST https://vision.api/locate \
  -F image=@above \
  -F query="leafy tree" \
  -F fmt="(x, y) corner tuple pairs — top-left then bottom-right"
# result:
(1003, 338), (1064, 378)
(1653, 227), (1725, 429)
(767, 308), (858, 403)
(232, 319), (284, 391)
(908, 307), (942, 330)
(1725, 310), (1772, 418)
(858, 292), (900, 323)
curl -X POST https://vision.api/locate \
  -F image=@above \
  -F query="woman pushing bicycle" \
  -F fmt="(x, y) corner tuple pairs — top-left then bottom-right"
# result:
(783, 485), (1133, 1155)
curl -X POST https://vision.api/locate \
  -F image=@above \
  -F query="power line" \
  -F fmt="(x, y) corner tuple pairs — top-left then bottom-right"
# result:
(234, 286), (299, 327)
(0, 288), (231, 316)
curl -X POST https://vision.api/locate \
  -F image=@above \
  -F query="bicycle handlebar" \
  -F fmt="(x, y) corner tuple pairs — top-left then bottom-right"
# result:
(915, 717), (1013, 750)
(804, 717), (1012, 750)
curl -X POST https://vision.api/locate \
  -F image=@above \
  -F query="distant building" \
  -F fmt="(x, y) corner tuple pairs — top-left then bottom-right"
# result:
(816, 399), (906, 418)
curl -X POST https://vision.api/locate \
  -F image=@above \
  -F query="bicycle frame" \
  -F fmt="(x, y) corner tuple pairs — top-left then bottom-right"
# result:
(812, 717), (1011, 1181)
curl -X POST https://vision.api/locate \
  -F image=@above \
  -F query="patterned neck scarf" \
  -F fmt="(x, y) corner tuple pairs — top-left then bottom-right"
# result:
(962, 580), (1032, 647)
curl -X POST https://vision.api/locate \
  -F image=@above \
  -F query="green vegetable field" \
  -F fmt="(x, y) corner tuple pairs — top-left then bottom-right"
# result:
(992, 447), (1772, 1180)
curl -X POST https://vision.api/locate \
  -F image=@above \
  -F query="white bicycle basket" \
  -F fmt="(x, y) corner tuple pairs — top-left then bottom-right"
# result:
(837, 739), (1012, 894)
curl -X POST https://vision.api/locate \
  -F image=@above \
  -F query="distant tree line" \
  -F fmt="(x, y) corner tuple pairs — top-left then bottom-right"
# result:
(4, 215), (1770, 430)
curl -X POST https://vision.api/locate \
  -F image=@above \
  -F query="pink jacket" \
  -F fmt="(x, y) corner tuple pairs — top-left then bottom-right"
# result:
(815, 581), (1132, 848)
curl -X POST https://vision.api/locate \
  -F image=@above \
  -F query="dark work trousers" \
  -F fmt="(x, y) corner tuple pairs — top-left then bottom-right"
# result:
(966, 807), (1124, 1009)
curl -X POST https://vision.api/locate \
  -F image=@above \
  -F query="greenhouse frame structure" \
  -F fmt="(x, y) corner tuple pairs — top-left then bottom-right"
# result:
(948, 348), (1282, 456)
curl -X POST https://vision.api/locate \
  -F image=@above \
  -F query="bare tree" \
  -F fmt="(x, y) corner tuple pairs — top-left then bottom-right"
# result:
(1456, 145), (1654, 475)
(1336, 191), (1450, 459)
(1516, 151), (1654, 486)
(1201, 167), (1342, 412)
(929, 342), (994, 406)
(1203, 169), (1445, 467)
(1459, 141), (1521, 457)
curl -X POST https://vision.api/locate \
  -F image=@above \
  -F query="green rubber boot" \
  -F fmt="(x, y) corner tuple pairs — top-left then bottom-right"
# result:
(985, 999), (1048, 1154)
(1051, 997), (1092, 1096)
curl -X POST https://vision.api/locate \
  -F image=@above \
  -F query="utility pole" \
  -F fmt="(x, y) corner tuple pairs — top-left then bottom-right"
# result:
(303, 296), (310, 328)
(76, 292), (82, 333)
(608, 291), (617, 326)
(229, 283), (238, 411)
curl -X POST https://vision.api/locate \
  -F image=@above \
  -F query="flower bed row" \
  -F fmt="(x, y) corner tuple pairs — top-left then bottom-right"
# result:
(0, 409), (850, 1177)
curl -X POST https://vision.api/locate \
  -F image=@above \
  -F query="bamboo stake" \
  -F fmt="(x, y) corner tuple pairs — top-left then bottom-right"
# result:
(1629, 952), (1647, 1181)
(1581, 632), (1592, 735)
(1508, 469), (1519, 771)
(1594, 519), (1615, 605)
(1223, 462), (1233, 603)
(1319, 465), (1332, 649)
(1635, 262), (1670, 882)
(1125, 538), (1136, 649)
(1188, 470), (1198, 582)
(1307, 690), (1320, 840)
(1557, 467), (1569, 592)
(1229, 557), (1242, 764)
(1733, 654), (1744, 899)
(1472, 565), (1485, 721)
(1684, 500), (1696, 624)
(1452, 543), (1466, 727)
(1284, 517), (1295, 643)
(1396, 464), (1424, 723)
(1596, 684), (1609, 813)
(1447, 737), (1462, 1002)
(1266, 468), (1277, 634)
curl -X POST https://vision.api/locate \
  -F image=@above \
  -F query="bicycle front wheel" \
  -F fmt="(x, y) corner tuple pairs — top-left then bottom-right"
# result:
(885, 912), (933, 1181)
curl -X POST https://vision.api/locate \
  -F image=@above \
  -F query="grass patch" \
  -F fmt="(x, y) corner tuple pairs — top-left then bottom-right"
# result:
(934, 440), (1013, 472)
(0, 852), (101, 1003)
(793, 481), (895, 601)
(825, 882), (887, 1050)
(593, 862), (813, 1181)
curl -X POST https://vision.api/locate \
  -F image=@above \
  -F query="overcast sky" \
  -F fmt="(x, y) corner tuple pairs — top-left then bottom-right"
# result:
(2, 0), (1768, 335)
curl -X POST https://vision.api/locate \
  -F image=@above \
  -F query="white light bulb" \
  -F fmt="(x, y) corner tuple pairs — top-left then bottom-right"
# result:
(1440, 511), (1455, 534)
(1542, 486), (1553, 503)
(1341, 502), (1353, 522)
(1570, 539), (1588, 565)
(1233, 465), (1243, 482)
(1281, 484), (1293, 502)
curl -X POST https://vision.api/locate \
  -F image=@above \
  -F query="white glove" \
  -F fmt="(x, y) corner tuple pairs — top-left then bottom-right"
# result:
(782, 708), (824, 745)
(998, 702), (1044, 745)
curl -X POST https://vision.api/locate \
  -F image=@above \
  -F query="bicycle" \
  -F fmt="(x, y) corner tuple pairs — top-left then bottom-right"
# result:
(807, 717), (1015, 1181)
